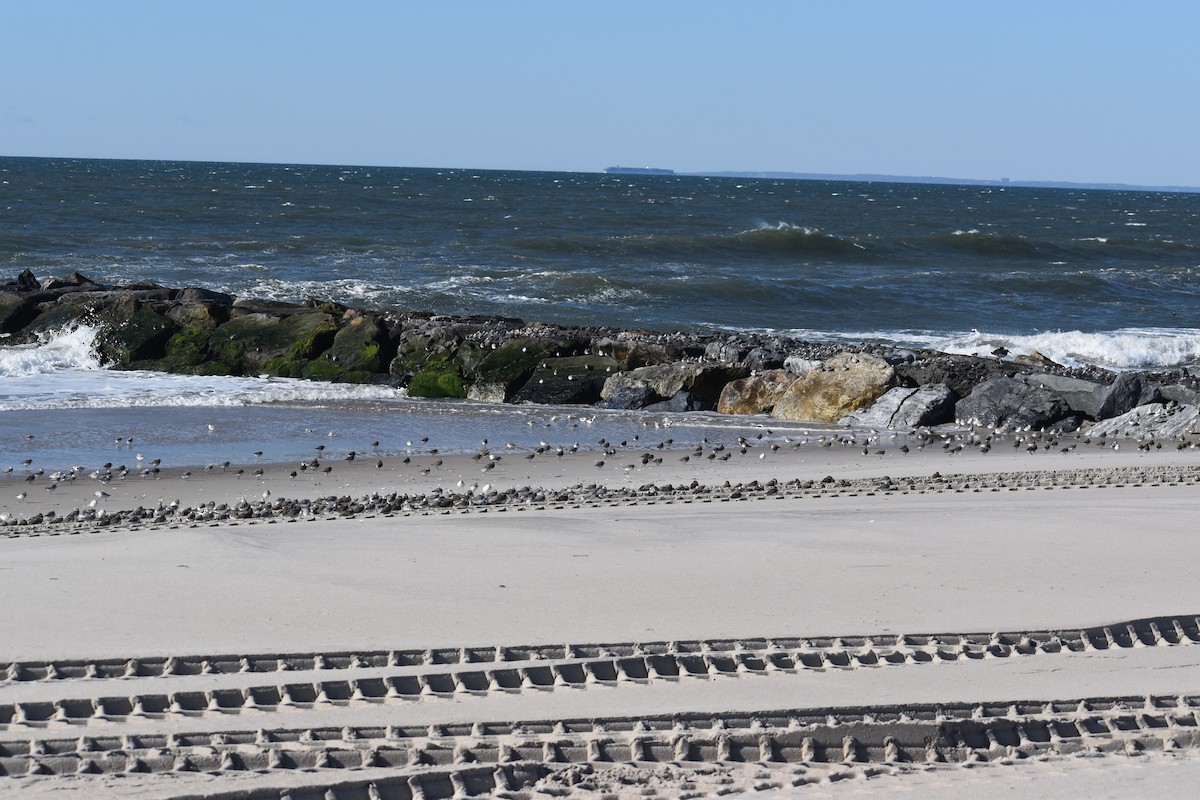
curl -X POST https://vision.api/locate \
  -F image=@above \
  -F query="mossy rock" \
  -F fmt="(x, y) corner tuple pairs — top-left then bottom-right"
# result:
(460, 337), (580, 401)
(407, 357), (468, 398)
(389, 328), (464, 377)
(161, 322), (216, 371)
(209, 311), (337, 376)
(194, 361), (235, 376)
(305, 314), (393, 381)
(303, 358), (346, 382)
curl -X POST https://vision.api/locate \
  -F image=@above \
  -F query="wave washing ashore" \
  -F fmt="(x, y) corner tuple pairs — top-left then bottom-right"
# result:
(4, 159), (1200, 798)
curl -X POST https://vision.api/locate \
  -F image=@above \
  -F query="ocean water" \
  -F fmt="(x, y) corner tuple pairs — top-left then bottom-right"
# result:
(3, 156), (1200, 469)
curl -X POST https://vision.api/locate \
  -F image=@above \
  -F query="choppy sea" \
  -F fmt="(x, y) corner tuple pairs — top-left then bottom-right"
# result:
(3, 156), (1199, 469)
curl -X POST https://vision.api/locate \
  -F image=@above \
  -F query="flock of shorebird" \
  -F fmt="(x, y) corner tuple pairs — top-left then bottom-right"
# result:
(5, 417), (1199, 519)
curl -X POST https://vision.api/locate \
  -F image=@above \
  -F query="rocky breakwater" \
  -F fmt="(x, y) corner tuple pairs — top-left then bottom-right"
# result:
(4, 270), (1200, 437)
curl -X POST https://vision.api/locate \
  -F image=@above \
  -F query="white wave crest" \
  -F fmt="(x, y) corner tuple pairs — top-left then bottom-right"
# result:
(932, 328), (1200, 370)
(729, 326), (1200, 371)
(0, 324), (404, 411)
(0, 325), (105, 377)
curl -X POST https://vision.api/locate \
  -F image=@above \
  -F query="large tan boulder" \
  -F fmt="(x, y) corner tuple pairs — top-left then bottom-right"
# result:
(717, 369), (795, 415)
(771, 352), (895, 422)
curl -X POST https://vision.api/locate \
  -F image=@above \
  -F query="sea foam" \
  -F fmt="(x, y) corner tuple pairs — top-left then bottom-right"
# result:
(934, 328), (1200, 370)
(0, 325), (405, 411)
(735, 326), (1200, 371)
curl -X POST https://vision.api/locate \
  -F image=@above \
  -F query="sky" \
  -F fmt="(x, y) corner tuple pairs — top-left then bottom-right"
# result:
(3, 1), (1198, 186)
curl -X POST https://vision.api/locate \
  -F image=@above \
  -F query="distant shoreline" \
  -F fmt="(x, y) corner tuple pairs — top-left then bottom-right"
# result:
(3, 154), (1195, 194)
(681, 170), (1200, 195)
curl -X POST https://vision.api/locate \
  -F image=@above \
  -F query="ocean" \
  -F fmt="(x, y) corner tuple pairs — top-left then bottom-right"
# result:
(3, 156), (1200, 469)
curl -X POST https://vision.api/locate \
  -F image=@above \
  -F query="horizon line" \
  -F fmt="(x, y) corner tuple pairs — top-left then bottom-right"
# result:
(2, 153), (1197, 195)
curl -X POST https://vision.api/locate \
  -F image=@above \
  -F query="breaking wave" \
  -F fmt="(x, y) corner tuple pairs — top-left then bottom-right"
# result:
(0, 325), (405, 411)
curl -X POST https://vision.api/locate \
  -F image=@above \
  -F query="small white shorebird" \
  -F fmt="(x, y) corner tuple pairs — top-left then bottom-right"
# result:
(16, 492), (26, 503)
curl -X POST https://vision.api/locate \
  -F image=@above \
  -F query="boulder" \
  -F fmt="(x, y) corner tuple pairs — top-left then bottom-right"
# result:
(459, 337), (582, 401)
(176, 286), (234, 305)
(509, 356), (622, 405)
(1088, 403), (1200, 440)
(600, 362), (749, 410)
(783, 355), (822, 376)
(771, 352), (895, 422)
(644, 391), (702, 412)
(744, 347), (785, 371)
(304, 313), (393, 383)
(17, 292), (176, 366)
(15, 269), (40, 291)
(1097, 372), (1142, 420)
(597, 337), (704, 369)
(840, 384), (957, 429)
(94, 296), (178, 366)
(389, 323), (464, 379)
(717, 370), (795, 415)
(954, 376), (1070, 430)
(596, 386), (657, 410)
(893, 353), (1011, 399)
(0, 290), (36, 333)
(1017, 373), (1107, 418)
(42, 271), (102, 291)
(1158, 383), (1200, 407)
(408, 357), (468, 398)
(208, 310), (338, 376)
(1013, 349), (1060, 368)
(704, 339), (747, 364)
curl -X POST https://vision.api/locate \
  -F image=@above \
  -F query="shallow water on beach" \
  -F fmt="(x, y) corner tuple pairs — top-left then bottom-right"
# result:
(0, 399), (838, 473)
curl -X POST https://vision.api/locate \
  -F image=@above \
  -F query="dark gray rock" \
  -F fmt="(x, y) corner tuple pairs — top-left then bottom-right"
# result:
(643, 391), (702, 413)
(955, 376), (1070, 430)
(704, 340), (747, 364)
(15, 269), (40, 291)
(1097, 372), (1142, 420)
(1158, 383), (1200, 406)
(509, 356), (622, 405)
(177, 287), (234, 305)
(596, 386), (657, 410)
(895, 354), (1012, 400)
(600, 362), (749, 408)
(1017, 373), (1107, 418)
(744, 347), (785, 371)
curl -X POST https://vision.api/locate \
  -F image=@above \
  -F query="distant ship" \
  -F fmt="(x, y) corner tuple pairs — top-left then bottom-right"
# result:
(605, 166), (675, 175)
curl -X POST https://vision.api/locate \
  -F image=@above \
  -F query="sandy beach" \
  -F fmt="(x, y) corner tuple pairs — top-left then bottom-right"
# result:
(3, 432), (1200, 798)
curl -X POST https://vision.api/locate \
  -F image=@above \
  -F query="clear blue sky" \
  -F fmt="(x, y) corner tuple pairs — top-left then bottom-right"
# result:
(3, 1), (1197, 186)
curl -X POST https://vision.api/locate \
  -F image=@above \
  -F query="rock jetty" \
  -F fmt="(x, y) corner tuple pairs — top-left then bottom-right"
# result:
(4, 269), (1199, 435)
